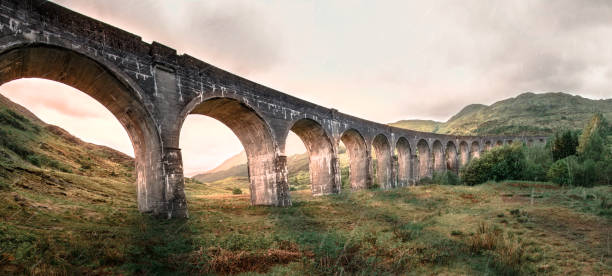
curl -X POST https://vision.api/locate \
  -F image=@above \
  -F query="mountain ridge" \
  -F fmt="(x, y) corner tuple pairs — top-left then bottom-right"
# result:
(390, 92), (612, 136)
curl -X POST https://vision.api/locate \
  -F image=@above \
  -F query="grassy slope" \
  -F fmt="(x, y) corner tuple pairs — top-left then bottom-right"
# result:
(390, 92), (612, 136)
(386, 119), (441, 133)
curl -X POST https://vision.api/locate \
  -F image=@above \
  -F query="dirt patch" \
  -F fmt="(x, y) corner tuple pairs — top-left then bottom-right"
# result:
(459, 193), (479, 203)
(506, 182), (560, 190)
(500, 194), (530, 203)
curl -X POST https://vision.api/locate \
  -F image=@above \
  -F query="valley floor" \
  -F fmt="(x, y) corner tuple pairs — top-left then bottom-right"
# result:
(0, 169), (610, 275)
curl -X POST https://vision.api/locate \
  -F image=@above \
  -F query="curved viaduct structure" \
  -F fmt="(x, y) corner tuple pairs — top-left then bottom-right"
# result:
(0, 1), (547, 218)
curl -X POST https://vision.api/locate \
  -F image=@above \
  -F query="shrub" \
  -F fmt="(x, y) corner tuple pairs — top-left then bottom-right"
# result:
(522, 144), (553, 182)
(547, 156), (577, 186)
(0, 110), (27, 131)
(547, 156), (599, 187)
(467, 222), (530, 275)
(469, 222), (500, 253)
(0, 129), (32, 159)
(231, 188), (242, 195)
(26, 154), (41, 167)
(432, 171), (461, 185)
(460, 144), (526, 185)
(417, 176), (433, 185)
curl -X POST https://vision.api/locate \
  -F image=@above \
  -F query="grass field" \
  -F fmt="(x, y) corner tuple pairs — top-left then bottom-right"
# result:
(1, 165), (610, 275)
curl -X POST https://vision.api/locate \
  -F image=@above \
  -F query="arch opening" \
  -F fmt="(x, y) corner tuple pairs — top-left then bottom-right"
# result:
(372, 134), (392, 189)
(496, 140), (503, 147)
(187, 97), (286, 206)
(459, 141), (469, 167)
(288, 119), (336, 196)
(416, 139), (430, 180)
(470, 141), (481, 159)
(0, 44), (162, 213)
(180, 115), (246, 186)
(340, 129), (368, 190)
(395, 137), (412, 187)
(445, 141), (458, 173)
(484, 141), (492, 151)
(432, 140), (444, 173)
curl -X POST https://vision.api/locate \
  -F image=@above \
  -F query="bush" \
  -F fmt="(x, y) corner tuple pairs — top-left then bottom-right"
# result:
(547, 156), (597, 187)
(417, 177), (433, 185)
(26, 154), (41, 167)
(0, 129), (32, 159)
(432, 171), (461, 185)
(232, 188), (242, 195)
(468, 222), (530, 275)
(547, 156), (576, 186)
(460, 144), (526, 185)
(522, 144), (553, 182)
(0, 110), (27, 131)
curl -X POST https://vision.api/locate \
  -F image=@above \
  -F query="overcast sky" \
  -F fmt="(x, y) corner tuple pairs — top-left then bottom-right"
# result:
(1, 0), (611, 176)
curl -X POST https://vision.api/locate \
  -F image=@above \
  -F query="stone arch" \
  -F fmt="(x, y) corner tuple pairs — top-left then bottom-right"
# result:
(459, 141), (469, 167)
(507, 140), (514, 145)
(432, 140), (444, 172)
(445, 141), (458, 173)
(0, 44), (171, 215)
(484, 141), (492, 151)
(287, 118), (337, 195)
(470, 141), (481, 159)
(416, 139), (431, 179)
(372, 134), (392, 189)
(340, 129), (369, 190)
(184, 97), (288, 206)
(395, 137), (412, 187)
(527, 139), (534, 146)
(496, 140), (504, 147)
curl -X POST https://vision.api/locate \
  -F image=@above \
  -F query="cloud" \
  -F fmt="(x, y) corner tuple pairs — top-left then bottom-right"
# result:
(0, 79), (105, 119)
(53, 0), (283, 74)
(16, 1), (611, 172)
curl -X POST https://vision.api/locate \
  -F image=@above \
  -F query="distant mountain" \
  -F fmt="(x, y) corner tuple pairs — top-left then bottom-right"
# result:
(390, 92), (612, 136)
(387, 119), (441, 133)
(207, 151), (247, 174)
(192, 151), (311, 184)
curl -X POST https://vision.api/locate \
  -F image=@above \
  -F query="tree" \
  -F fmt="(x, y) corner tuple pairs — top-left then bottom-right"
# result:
(577, 113), (610, 162)
(551, 130), (578, 161)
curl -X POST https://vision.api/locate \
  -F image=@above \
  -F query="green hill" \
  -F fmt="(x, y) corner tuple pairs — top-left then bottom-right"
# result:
(390, 92), (612, 136)
(385, 119), (441, 133)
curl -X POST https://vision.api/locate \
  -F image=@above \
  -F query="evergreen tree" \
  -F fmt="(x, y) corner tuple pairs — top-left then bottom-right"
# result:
(551, 130), (578, 161)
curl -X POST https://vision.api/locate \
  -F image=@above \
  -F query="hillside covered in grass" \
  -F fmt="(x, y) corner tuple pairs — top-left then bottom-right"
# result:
(390, 92), (612, 136)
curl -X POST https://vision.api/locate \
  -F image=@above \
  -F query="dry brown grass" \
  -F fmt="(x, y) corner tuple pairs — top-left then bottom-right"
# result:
(192, 247), (302, 274)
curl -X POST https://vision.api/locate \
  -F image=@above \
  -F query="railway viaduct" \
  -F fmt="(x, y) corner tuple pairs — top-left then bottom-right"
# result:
(0, 1), (547, 218)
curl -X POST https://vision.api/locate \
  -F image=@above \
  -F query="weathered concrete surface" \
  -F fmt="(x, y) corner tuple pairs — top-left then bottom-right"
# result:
(0, 0), (549, 218)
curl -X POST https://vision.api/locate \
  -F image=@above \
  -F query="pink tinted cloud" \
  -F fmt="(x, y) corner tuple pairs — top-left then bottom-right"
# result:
(1, 79), (104, 119)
